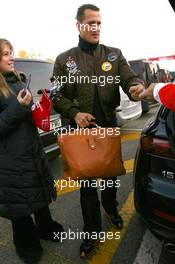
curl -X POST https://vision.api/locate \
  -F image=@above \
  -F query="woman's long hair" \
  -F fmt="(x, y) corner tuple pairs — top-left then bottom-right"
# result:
(0, 39), (14, 98)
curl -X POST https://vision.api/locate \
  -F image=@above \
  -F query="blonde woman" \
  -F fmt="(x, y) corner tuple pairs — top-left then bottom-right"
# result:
(0, 39), (63, 263)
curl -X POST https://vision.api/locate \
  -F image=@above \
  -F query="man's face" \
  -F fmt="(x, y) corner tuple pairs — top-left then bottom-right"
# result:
(77, 9), (101, 44)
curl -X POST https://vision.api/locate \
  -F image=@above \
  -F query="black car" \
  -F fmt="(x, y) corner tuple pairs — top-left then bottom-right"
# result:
(134, 105), (175, 251)
(14, 58), (61, 158)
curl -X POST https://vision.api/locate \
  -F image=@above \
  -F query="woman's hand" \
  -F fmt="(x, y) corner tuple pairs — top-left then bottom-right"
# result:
(17, 89), (32, 106)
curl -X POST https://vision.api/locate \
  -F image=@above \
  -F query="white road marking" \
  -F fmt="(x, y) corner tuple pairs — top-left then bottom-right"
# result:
(133, 229), (163, 264)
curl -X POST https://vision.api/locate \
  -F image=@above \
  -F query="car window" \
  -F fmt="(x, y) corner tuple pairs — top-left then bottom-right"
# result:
(14, 60), (53, 101)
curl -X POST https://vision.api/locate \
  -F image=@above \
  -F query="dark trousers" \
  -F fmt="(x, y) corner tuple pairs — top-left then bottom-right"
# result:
(80, 177), (119, 234)
(11, 206), (53, 246)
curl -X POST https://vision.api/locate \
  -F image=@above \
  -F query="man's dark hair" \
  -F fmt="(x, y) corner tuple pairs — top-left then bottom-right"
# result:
(76, 4), (100, 22)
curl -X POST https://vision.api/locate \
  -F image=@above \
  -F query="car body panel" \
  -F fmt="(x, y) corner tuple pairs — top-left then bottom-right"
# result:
(134, 106), (175, 242)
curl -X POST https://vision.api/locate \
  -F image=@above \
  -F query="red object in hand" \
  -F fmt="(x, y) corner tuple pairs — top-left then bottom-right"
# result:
(159, 83), (175, 112)
(31, 90), (53, 132)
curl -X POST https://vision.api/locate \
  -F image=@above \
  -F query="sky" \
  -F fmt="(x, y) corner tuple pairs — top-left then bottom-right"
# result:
(1, 0), (175, 70)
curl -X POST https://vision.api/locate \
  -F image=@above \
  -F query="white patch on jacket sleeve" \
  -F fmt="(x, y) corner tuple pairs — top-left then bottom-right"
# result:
(153, 83), (170, 103)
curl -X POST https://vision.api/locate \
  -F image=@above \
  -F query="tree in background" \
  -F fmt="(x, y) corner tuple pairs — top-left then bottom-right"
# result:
(18, 50), (54, 62)
(18, 50), (40, 58)
(18, 50), (28, 58)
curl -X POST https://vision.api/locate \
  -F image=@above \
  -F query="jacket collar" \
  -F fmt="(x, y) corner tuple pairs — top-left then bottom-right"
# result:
(78, 35), (99, 55)
(3, 72), (18, 83)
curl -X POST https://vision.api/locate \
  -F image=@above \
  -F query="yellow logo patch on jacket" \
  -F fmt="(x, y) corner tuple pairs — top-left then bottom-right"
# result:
(101, 62), (112, 72)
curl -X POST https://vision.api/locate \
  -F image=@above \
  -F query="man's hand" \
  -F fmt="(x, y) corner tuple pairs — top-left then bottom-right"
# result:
(129, 84), (145, 101)
(138, 83), (156, 101)
(74, 112), (96, 128)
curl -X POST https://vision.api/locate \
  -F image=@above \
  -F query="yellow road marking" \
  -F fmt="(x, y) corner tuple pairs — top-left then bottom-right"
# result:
(88, 192), (135, 264)
(56, 159), (134, 195)
(56, 180), (80, 195)
(124, 159), (134, 173)
(121, 132), (140, 143)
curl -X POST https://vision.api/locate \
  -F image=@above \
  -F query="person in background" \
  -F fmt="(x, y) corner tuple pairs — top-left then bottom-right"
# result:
(0, 38), (63, 264)
(52, 4), (145, 258)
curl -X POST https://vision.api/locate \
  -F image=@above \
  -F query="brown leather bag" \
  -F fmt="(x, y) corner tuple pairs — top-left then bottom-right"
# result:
(57, 127), (126, 180)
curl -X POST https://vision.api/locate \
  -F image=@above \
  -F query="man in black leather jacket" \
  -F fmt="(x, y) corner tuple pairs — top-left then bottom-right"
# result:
(52, 4), (145, 258)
